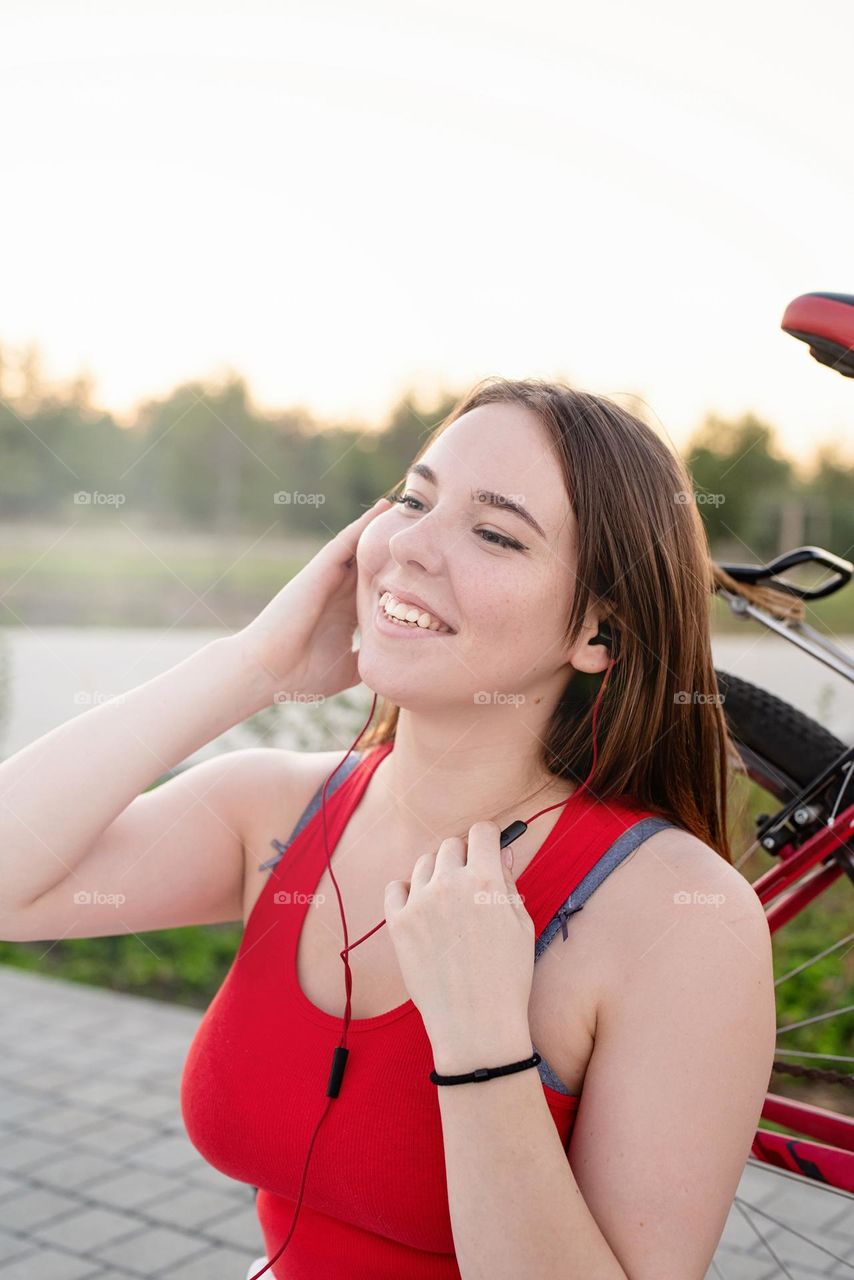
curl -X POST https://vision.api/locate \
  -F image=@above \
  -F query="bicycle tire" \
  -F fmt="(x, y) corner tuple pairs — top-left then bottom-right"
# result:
(714, 667), (849, 794)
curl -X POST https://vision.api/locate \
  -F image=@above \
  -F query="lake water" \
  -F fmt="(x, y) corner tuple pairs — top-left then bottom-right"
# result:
(1, 626), (852, 768)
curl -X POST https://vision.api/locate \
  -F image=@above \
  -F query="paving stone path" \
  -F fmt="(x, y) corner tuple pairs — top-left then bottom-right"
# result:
(0, 966), (851, 1278)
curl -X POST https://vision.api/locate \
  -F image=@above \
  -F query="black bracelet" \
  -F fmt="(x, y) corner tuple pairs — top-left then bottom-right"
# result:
(430, 1051), (541, 1086)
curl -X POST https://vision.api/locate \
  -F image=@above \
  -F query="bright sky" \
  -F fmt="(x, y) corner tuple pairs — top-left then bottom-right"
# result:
(2, 0), (853, 463)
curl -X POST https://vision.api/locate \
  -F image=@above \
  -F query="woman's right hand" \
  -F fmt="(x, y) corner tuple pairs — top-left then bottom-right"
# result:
(235, 497), (394, 705)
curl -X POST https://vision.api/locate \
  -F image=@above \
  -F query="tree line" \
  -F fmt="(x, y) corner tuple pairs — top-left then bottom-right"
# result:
(1, 346), (852, 562)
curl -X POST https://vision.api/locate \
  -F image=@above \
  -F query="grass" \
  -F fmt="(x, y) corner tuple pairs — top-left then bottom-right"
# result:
(1, 522), (853, 631)
(0, 544), (317, 586)
(0, 924), (243, 1008)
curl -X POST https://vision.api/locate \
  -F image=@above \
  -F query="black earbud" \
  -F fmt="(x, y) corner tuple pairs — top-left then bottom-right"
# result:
(588, 623), (614, 649)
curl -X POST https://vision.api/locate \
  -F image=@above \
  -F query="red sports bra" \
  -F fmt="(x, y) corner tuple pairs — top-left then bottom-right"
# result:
(180, 741), (673, 1277)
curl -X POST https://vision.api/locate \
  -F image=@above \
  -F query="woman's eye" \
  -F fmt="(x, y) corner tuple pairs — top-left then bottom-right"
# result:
(389, 491), (525, 552)
(478, 529), (524, 550)
(391, 492), (425, 513)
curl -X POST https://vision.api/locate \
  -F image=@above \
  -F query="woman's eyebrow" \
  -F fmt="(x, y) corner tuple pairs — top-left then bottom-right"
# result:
(405, 462), (547, 541)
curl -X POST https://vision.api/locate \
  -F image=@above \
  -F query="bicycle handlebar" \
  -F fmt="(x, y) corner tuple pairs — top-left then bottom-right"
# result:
(715, 545), (853, 601)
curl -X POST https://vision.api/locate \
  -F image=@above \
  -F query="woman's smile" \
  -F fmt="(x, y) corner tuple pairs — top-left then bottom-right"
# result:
(373, 593), (457, 640)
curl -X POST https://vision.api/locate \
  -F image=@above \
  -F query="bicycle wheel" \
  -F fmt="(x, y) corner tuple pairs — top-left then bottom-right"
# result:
(706, 668), (854, 1278)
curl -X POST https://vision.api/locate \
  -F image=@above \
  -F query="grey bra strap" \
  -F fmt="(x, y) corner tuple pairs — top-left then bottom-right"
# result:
(533, 816), (676, 957)
(532, 814), (677, 1096)
(258, 751), (365, 871)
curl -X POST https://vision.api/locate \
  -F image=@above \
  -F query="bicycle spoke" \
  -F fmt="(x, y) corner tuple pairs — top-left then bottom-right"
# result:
(734, 836), (764, 872)
(827, 760), (854, 826)
(772, 1048), (854, 1064)
(732, 1198), (797, 1279)
(774, 931), (854, 987)
(731, 1195), (854, 1273)
(776, 1004), (854, 1035)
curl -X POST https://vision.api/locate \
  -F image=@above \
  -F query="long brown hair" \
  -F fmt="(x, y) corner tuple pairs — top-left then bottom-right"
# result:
(360, 376), (739, 864)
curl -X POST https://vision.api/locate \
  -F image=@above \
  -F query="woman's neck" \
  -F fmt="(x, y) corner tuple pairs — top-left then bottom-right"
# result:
(365, 717), (575, 857)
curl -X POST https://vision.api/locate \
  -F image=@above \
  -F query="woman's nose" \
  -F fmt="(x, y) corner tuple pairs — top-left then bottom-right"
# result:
(387, 507), (446, 562)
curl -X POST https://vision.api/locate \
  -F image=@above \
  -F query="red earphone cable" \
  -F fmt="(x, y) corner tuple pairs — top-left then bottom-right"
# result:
(251, 656), (616, 1278)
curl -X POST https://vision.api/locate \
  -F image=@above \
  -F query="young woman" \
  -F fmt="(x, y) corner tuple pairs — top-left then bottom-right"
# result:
(1, 378), (775, 1279)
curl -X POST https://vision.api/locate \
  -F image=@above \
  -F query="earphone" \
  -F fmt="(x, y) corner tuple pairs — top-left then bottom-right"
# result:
(589, 622), (614, 651)
(250, 635), (618, 1278)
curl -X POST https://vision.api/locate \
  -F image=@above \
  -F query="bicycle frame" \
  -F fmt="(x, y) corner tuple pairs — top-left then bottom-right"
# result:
(749, 800), (854, 1191)
(716, 581), (854, 685)
(715, 562), (854, 1193)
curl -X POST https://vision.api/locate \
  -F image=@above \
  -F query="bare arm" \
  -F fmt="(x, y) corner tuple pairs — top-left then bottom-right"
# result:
(432, 1028), (629, 1280)
(430, 840), (774, 1280)
(0, 635), (271, 914)
(0, 496), (391, 935)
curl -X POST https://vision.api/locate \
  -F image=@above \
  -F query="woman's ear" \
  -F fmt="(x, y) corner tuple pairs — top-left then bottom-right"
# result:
(567, 617), (614, 675)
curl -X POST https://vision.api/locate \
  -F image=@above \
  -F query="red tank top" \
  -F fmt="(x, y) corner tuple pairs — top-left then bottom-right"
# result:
(180, 741), (666, 1278)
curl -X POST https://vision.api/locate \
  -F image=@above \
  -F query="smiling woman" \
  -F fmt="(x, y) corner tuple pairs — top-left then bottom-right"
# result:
(328, 376), (774, 1279)
(175, 376), (774, 1280)
(359, 377), (738, 865)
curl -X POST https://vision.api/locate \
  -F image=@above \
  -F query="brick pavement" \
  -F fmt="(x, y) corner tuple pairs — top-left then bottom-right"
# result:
(0, 965), (851, 1279)
(0, 966), (262, 1278)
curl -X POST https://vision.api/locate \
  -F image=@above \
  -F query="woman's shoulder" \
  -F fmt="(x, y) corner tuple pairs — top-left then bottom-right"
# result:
(236, 747), (363, 855)
(605, 821), (755, 906)
(231, 745), (365, 788)
(594, 822), (769, 990)
(237, 748), (370, 902)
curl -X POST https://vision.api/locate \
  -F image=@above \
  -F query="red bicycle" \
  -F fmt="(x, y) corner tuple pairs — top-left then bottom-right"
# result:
(705, 291), (854, 1275)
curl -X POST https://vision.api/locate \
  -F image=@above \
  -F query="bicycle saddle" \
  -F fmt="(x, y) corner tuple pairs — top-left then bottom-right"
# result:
(781, 291), (854, 377)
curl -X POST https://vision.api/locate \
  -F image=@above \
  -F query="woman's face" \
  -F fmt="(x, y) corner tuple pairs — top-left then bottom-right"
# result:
(355, 402), (606, 710)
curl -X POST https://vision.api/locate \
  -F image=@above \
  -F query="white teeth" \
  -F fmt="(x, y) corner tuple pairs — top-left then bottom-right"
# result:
(379, 591), (452, 633)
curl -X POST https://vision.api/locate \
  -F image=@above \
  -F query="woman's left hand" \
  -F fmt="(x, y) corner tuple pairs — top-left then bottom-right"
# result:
(383, 821), (535, 1049)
